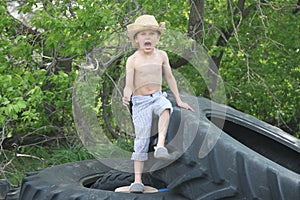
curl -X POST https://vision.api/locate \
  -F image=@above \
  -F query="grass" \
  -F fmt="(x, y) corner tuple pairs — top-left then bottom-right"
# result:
(0, 143), (94, 186)
(0, 135), (134, 186)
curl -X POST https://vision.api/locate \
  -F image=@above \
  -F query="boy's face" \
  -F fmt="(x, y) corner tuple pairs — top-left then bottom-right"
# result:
(135, 30), (161, 52)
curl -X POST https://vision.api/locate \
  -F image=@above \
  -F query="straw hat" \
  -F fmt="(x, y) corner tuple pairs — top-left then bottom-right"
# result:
(127, 15), (165, 47)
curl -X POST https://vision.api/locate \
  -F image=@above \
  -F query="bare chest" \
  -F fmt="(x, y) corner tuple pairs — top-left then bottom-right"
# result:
(134, 63), (162, 76)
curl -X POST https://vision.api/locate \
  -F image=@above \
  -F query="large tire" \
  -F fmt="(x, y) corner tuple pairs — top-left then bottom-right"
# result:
(16, 93), (300, 200)
(150, 93), (300, 199)
(17, 159), (185, 200)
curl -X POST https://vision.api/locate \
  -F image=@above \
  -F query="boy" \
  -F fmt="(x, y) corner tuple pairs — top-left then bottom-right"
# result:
(123, 15), (194, 193)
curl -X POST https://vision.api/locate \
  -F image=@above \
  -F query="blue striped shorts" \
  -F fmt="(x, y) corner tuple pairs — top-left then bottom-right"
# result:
(131, 91), (173, 161)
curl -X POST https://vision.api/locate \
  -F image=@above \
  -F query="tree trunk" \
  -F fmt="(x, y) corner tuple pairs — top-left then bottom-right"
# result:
(170, 0), (204, 69)
(188, 0), (205, 42)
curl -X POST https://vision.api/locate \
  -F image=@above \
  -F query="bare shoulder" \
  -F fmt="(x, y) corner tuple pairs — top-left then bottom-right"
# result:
(127, 52), (137, 62)
(157, 49), (170, 66)
(126, 52), (138, 68)
(157, 49), (168, 58)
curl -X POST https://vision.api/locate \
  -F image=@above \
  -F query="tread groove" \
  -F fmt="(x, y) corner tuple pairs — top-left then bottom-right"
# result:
(236, 151), (257, 199)
(266, 168), (283, 200)
(168, 167), (206, 190)
(208, 147), (224, 184)
(198, 186), (237, 200)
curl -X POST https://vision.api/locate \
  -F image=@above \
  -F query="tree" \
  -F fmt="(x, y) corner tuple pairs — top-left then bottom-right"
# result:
(1, 0), (299, 151)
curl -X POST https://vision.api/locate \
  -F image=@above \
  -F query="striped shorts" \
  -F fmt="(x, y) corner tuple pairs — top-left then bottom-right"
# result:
(131, 91), (173, 161)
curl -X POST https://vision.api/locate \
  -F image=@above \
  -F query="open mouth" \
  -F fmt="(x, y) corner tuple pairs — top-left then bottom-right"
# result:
(144, 41), (152, 50)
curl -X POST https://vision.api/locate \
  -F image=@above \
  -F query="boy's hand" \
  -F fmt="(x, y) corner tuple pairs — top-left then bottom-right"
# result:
(177, 101), (195, 112)
(122, 96), (130, 106)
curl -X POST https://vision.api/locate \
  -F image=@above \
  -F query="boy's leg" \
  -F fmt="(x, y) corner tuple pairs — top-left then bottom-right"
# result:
(157, 109), (170, 147)
(130, 160), (145, 193)
(130, 96), (152, 191)
(130, 138), (148, 192)
(134, 160), (144, 183)
(131, 137), (149, 185)
(154, 108), (175, 160)
(153, 94), (173, 160)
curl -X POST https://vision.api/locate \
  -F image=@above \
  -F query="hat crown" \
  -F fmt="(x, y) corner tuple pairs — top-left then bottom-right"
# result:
(134, 15), (159, 26)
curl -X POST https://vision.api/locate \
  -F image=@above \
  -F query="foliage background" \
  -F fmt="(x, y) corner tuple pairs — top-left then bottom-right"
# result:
(0, 0), (299, 185)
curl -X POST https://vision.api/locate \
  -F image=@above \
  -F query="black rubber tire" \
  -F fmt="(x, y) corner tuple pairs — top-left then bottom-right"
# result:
(91, 170), (167, 191)
(4, 187), (19, 200)
(17, 159), (185, 200)
(151, 92), (300, 199)
(0, 179), (11, 199)
(16, 93), (300, 200)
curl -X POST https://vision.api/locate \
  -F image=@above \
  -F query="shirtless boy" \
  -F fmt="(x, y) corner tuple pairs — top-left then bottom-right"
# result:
(123, 15), (194, 193)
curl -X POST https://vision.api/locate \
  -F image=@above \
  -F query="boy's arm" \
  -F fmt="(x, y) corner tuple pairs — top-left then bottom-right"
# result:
(162, 51), (195, 112)
(123, 56), (134, 106)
